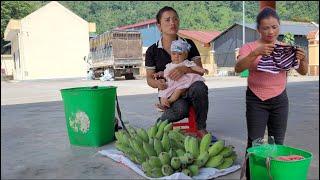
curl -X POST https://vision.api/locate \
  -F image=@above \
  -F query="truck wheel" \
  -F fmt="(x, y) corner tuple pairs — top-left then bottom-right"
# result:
(125, 73), (135, 80)
(93, 71), (102, 79)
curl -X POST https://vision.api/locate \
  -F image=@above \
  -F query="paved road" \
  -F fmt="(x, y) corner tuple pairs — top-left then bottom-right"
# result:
(1, 76), (318, 105)
(1, 77), (319, 179)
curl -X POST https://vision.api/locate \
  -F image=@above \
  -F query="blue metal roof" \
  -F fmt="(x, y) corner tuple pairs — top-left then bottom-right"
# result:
(212, 21), (318, 42)
(243, 21), (318, 36)
(139, 26), (161, 47)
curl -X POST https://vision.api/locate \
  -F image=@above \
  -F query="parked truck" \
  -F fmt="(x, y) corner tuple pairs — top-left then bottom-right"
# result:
(86, 30), (143, 80)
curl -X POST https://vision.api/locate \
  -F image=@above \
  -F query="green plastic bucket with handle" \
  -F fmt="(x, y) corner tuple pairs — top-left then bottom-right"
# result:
(60, 86), (117, 147)
(247, 144), (313, 180)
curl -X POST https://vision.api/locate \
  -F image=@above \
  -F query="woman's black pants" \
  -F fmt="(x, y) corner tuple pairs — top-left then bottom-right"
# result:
(245, 87), (289, 179)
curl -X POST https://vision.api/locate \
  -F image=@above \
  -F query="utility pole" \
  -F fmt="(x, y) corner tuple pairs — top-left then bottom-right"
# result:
(260, 1), (276, 10)
(242, 1), (245, 45)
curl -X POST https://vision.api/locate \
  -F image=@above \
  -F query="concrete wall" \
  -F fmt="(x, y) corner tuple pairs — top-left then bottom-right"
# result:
(202, 50), (215, 76)
(8, 35), (23, 80)
(1, 55), (14, 79)
(193, 41), (211, 64)
(139, 47), (148, 77)
(308, 40), (319, 76)
(178, 35), (215, 76)
(12, 2), (89, 80)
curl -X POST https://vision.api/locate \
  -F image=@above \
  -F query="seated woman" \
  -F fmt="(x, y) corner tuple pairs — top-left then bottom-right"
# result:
(145, 6), (209, 137)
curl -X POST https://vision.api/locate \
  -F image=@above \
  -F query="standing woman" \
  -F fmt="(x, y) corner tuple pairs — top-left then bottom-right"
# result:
(145, 6), (209, 136)
(235, 7), (308, 179)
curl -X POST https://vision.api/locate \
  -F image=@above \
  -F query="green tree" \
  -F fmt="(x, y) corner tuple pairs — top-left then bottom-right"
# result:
(283, 32), (295, 45)
(1, 1), (318, 52)
(277, 1), (319, 23)
(1, 1), (41, 52)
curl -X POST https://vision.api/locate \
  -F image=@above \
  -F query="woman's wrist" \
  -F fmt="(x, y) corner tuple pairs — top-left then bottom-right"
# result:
(250, 50), (259, 57)
(177, 65), (188, 74)
(183, 66), (189, 74)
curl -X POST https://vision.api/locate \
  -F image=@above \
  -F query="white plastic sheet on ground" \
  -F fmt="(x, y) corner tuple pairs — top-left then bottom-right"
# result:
(99, 69), (114, 81)
(99, 149), (241, 179)
(86, 70), (95, 80)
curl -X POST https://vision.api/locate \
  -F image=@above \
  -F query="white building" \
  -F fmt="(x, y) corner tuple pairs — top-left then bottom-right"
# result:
(4, 1), (96, 80)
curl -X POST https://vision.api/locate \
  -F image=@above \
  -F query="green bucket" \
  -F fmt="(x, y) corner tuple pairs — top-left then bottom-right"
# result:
(60, 86), (117, 147)
(247, 144), (313, 180)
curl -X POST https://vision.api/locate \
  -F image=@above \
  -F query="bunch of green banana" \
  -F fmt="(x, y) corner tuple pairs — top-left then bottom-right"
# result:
(114, 122), (238, 178)
(205, 143), (237, 169)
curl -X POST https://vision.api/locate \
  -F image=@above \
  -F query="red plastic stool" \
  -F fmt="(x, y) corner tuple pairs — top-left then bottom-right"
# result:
(172, 106), (198, 135)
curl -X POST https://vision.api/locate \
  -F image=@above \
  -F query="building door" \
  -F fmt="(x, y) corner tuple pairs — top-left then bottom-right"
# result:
(13, 50), (22, 80)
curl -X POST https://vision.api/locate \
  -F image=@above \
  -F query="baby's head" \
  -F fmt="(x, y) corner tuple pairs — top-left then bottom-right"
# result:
(170, 39), (191, 64)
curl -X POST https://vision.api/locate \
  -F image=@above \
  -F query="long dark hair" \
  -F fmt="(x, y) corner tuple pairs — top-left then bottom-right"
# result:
(156, 6), (179, 24)
(256, 7), (280, 29)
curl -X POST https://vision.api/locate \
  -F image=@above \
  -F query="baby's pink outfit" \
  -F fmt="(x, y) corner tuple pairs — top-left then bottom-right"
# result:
(158, 60), (205, 98)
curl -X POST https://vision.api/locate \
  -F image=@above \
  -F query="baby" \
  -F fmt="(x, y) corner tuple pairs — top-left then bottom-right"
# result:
(155, 39), (208, 110)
